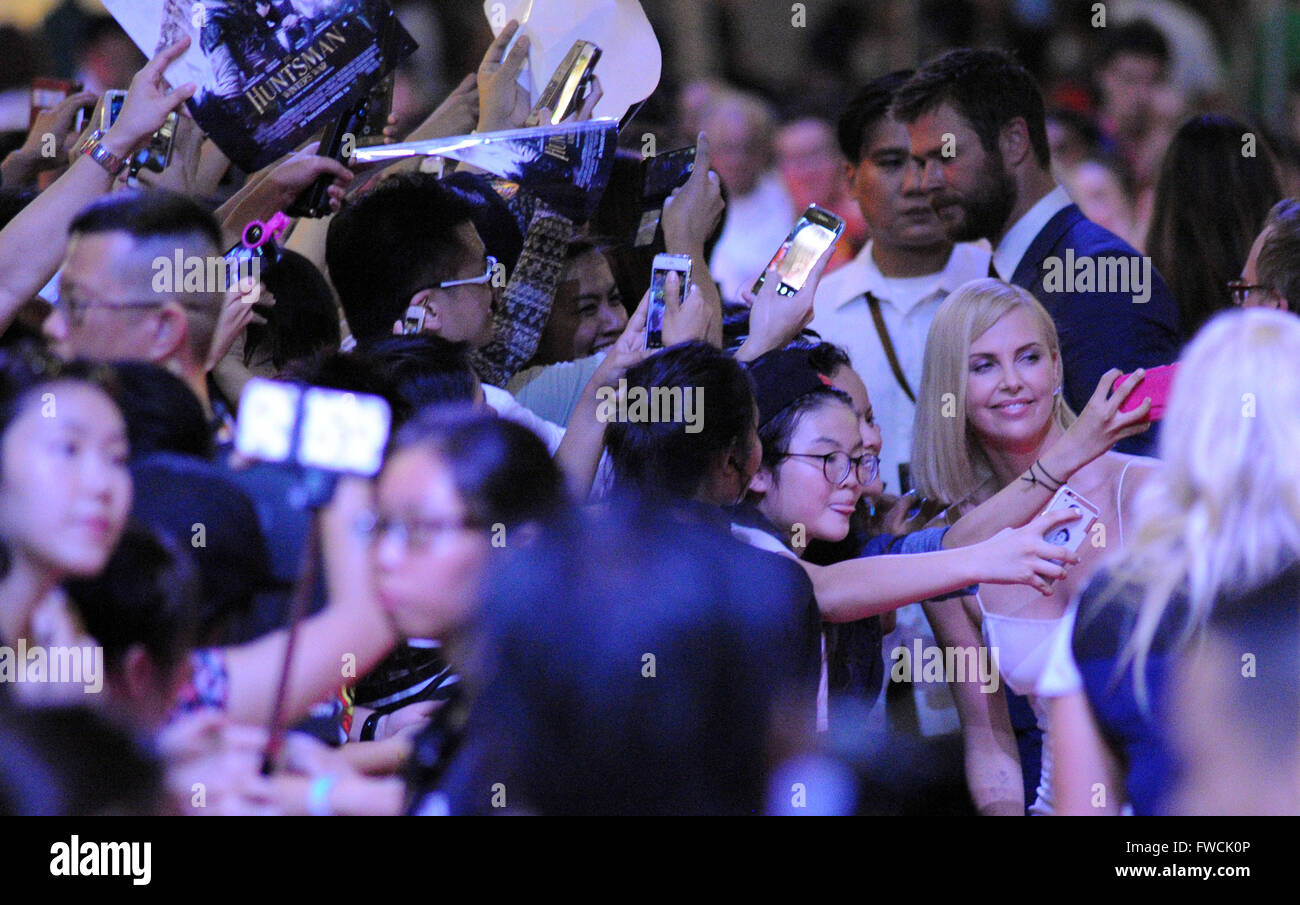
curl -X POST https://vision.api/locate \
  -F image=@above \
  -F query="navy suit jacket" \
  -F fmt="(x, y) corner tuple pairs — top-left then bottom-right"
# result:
(1009, 204), (1181, 456)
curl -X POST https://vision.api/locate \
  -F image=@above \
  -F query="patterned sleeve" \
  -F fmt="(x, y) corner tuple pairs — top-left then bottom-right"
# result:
(172, 647), (230, 716)
(471, 202), (574, 387)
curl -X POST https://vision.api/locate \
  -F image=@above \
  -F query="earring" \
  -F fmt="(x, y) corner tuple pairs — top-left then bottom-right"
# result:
(1052, 385), (1062, 397)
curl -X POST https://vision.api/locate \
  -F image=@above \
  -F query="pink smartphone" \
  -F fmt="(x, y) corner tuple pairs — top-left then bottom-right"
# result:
(1115, 363), (1179, 421)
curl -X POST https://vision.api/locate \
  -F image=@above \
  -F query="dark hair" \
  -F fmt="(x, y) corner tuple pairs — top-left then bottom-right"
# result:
(892, 48), (1051, 169)
(1146, 115), (1282, 339)
(0, 703), (164, 816)
(389, 406), (566, 530)
(243, 249), (342, 370)
(758, 388), (855, 482)
(326, 173), (481, 342)
(68, 188), (222, 250)
(605, 342), (757, 501)
(112, 362), (214, 459)
(837, 70), (915, 162)
(66, 523), (200, 678)
(802, 340), (852, 374)
(442, 502), (789, 815)
(440, 170), (524, 274)
(1099, 19), (1170, 69)
(282, 348), (412, 427)
(361, 334), (479, 417)
(1256, 198), (1300, 309)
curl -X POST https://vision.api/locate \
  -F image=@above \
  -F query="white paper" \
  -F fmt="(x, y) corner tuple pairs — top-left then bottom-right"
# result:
(482, 0), (661, 125)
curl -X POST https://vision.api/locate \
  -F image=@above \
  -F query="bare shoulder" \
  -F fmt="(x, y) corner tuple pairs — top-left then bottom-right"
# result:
(1072, 451), (1160, 497)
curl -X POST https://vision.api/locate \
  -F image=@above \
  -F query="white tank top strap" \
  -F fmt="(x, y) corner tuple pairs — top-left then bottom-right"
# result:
(1115, 458), (1138, 546)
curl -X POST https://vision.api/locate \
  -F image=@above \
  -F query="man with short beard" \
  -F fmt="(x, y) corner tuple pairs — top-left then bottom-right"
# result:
(893, 49), (1180, 456)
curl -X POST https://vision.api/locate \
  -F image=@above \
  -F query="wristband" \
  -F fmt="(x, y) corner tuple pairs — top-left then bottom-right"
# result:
(77, 130), (128, 178)
(359, 710), (383, 742)
(307, 774), (339, 817)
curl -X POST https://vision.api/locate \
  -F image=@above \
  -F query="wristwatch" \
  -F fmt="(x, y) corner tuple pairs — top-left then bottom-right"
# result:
(77, 129), (128, 178)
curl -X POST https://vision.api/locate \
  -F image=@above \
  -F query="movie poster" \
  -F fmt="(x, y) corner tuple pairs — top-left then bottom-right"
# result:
(103, 0), (416, 171)
(354, 119), (620, 223)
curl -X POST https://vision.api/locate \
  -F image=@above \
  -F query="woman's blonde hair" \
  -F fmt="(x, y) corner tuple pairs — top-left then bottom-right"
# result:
(1105, 308), (1300, 706)
(911, 278), (1075, 507)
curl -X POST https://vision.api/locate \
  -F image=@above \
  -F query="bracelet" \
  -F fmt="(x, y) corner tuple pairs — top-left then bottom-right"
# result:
(77, 129), (128, 178)
(1035, 459), (1065, 488)
(307, 774), (339, 817)
(1019, 461), (1061, 493)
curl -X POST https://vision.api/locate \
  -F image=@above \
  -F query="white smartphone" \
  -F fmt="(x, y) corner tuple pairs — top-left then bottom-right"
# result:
(236, 379), (392, 476)
(1041, 485), (1101, 556)
(646, 253), (692, 349)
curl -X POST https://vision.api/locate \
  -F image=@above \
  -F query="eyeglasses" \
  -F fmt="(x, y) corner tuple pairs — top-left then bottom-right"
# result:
(1227, 280), (1276, 308)
(779, 451), (880, 486)
(354, 511), (480, 551)
(56, 293), (164, 327)
(432, 255), (498, 290)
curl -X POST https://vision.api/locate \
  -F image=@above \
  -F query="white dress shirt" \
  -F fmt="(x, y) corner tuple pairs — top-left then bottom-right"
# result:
(811, 240), (991, 492)
(708, 170), (796, 303)
(990, 184), (1074, 281)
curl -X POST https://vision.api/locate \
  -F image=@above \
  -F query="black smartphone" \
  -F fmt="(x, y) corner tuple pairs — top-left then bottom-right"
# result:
(751, 205), (845, 297)
(643, 145), (696, 200)
(646, 253), (692, 349)
(529, 40), (601, 126)
(357, 72), (395, 147)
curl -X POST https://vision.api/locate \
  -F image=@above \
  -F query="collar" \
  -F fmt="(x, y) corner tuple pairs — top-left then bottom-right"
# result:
(823, 240), (985, 316)
(991, 184), (1073, 280)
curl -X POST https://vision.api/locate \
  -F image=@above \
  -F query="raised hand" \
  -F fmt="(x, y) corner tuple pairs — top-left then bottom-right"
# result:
(734, 243), (834, 362)
(662, 133), (723, 253)
(104, 36), (197, 159)
(974, 507), (1084, 595)
(476, 20), (531, 133)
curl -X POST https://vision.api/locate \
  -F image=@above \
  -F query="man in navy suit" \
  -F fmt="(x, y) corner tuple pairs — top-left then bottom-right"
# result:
(892, 48), (1180, 458)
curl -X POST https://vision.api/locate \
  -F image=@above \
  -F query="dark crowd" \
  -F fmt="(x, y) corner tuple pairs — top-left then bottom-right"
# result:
(0, 0), (1296, 818)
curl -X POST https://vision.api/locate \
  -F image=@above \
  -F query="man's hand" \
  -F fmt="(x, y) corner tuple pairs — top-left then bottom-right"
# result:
(476, 20), (531, 133)
(592, 292), (652, 389)
(661, 133), (723, 253)
(734, 244), (834, 362)
(393, 72), (479, 142)
(102, 36), (197, 160)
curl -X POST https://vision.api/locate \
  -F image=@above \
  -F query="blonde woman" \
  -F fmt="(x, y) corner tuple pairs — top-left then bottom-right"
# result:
(911, 278), (1159, 815)
(1051, 308), (1300, 815)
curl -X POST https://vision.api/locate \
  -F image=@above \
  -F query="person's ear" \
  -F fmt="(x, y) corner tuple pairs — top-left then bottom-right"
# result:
(748, 463), (774, 495)
(147, 302), (188, 364)
(410, 289), (442, 334)
(999, 117), (1032, 169)
(119, 644), (156, 703)
(843, 159), (857, 186)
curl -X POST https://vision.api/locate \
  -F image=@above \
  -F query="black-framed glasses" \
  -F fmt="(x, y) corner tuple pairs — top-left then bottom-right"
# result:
(433, 255), (499, 290)
(353, 511), (480, 551)
(779, 451), (880, 486)
(1227, 280), (1276, 307)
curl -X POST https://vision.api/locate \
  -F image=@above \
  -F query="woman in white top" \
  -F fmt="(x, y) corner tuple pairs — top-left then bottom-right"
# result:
(910, 278), (1159, 815)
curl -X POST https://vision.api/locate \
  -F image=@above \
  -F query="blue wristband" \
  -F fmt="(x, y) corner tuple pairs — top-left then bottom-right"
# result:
(308, 775), (339, 817)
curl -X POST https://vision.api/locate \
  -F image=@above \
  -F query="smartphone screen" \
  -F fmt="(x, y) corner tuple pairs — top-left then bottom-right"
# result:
(532, 41), (601, 125)
(642, 146), (696, 200)
(30, 78), (81, 129)
(753, 206), (844, 296)
(647, 254), (692, 349)
(236, 379), (392, 476)
(102, 91), (126, 131)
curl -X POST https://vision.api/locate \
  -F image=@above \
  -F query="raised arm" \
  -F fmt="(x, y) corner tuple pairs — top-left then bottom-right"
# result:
(661, 133), (725, 347)
(942, 368), (1153, 549)
(802, 507), (1082, 622)
(0, 38), (196, 333)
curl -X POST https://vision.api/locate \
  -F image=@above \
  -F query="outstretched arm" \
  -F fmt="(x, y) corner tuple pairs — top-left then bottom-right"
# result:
(802, 507), (1082, 623)
(0, 39), (196, 333)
